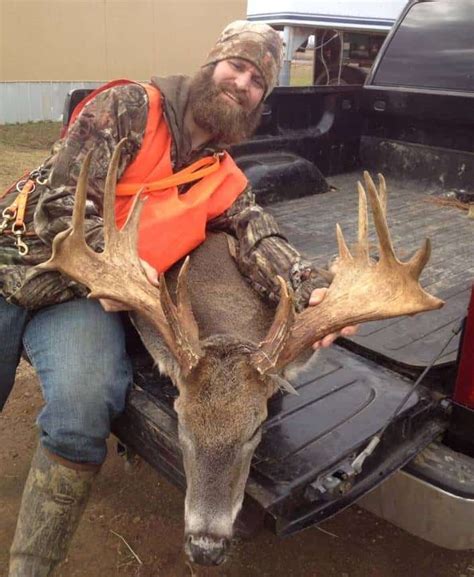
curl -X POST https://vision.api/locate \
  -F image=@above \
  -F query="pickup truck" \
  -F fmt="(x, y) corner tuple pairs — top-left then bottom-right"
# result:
(64, 0), (474, 551)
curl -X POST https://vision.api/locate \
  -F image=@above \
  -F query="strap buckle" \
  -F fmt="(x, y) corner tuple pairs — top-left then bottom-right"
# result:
(0, 179), (35, 255)
(0, 208), (15, 234)
(12, 223), (29, 256)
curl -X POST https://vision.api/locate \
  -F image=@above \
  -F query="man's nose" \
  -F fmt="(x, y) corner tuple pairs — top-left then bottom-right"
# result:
(233, 72), (251, 91)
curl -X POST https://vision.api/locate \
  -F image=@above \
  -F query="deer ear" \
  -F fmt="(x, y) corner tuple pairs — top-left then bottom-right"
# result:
(271, 375), (299, 396)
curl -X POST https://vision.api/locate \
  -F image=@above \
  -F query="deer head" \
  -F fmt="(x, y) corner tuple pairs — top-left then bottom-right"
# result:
(37, 140), (443, 565)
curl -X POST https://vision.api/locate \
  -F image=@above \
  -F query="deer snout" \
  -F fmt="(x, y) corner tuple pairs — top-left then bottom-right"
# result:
(185, 534), (230, 566)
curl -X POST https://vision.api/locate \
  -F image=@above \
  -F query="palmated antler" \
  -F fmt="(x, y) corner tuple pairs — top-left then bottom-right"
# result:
(252, 171), (444, 373)
(36, 140), (202, 374)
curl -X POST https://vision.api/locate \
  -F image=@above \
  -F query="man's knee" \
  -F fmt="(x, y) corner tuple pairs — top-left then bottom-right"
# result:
(38, 370), (129, 464)
(23, 298), (133, 464)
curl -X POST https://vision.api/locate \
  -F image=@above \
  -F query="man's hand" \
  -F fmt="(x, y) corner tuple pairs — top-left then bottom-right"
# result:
(99, 259), (159, 312)
(309, 287), (358, 349)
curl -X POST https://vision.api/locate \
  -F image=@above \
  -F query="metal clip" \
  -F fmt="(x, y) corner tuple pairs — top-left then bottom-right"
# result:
(16, 178), (36, 194)
(0, 208), (15, 234)
(29, 165), (49, 186)
(0, 217), (11, 234)
(16, 179), (28, 193)
(36, 173), (49, 186)
(12, 223), (29, 256)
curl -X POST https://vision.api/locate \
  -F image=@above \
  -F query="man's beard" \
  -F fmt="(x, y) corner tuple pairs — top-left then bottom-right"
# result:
(188, 66), (264, 145)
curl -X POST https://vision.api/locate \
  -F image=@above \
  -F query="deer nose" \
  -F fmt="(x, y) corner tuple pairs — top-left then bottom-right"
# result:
(185, 534), (230, 566)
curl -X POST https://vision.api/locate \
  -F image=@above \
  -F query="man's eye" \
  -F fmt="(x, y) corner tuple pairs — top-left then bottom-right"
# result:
(230, 60), (242, 70)
(253, 78), (264, 89)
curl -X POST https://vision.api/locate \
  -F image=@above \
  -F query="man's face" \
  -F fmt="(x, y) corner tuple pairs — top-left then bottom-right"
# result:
(212, 59), (265, 112)
(188, 58), (266, 145)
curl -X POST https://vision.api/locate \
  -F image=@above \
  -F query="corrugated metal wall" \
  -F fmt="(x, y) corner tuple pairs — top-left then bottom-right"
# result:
(0, 82), (102, 124)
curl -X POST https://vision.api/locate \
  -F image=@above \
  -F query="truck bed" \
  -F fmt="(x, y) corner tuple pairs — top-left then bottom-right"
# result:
(269, 172), (472, 374)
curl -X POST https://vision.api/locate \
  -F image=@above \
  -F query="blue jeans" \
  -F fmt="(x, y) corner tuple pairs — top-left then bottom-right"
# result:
(0, 296), (133, 465)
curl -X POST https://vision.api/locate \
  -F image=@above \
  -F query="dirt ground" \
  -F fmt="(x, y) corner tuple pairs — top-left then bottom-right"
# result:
(1, 364), (473, 577)
(1, 124), (473, 577)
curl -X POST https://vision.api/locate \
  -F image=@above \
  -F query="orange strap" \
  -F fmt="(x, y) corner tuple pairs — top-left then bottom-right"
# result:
(3, 179), (35, 227)
(116, 153), (222, 197)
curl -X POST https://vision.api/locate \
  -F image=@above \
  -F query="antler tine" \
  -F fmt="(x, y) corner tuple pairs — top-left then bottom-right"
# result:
(408, 238), (432, 279)
(176, 257), (201, 349)
(102, 138), (146, 260)
(158, 262), (202, 373)
(363, 171), (397, 264)
(356, 181), (369, 261)
(70, 149), (93, 241)
(101, 138), (145, 268)
(121, 192), (145, 257)
(252, 276), (295, 374)
(103, 138), (126, 249)
(335, 224), (353, 262)
(38, 150), (96, 272)
(377, 173), (387, 216)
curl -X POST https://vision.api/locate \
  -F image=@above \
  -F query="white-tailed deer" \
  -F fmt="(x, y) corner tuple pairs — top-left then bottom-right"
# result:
(37, 140), (443, 565)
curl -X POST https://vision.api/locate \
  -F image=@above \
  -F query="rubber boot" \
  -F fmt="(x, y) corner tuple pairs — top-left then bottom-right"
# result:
(9, 445), (99, 577)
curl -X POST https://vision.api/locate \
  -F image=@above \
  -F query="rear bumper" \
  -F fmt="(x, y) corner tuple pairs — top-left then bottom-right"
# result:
(358, 442), (474, 550)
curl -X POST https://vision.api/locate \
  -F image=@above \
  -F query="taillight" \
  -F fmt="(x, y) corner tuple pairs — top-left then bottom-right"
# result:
(453, 284), (474, 408)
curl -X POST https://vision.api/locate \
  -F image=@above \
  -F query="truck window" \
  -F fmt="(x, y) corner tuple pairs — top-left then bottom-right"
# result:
(372, 0), (474, 92)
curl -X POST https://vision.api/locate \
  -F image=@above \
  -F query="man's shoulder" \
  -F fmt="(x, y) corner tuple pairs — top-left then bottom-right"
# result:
(70, 82), (147, 122)
(78, 81), (150, 131)
(95, 80), (148, 105)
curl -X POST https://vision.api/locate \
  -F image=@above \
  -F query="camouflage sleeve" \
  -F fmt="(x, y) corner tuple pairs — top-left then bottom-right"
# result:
(207, 185), (329, 312)
(34, 83), (149, 250)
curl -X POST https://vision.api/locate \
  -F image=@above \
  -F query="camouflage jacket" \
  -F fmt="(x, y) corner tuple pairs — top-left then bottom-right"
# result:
(0, 76), (326, 311)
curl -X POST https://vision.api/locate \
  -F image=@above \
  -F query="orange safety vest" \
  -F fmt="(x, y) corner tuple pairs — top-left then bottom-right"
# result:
(68, 79), (248, 272)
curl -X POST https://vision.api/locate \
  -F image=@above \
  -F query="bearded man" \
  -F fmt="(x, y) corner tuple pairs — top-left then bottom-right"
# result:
(1, 20), (356, 576)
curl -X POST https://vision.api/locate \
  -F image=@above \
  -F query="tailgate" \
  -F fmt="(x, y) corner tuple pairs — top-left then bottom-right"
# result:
(113, 346), (447, 536)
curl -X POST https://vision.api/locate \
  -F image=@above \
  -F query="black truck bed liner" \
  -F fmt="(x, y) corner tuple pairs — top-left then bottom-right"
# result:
(269, 172), (473, 373)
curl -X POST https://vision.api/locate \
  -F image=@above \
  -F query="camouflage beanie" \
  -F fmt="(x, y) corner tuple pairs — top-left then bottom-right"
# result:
(204, 20), (283, 99)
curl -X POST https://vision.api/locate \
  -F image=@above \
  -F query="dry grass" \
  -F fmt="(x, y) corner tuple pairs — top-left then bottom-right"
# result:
(290, 59), (313, 87)
(0, 121), (60, 190)
(0, 121), (60, 149)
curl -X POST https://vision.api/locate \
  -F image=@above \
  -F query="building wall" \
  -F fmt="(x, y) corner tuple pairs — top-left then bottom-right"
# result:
(0, 0), (246, 122)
